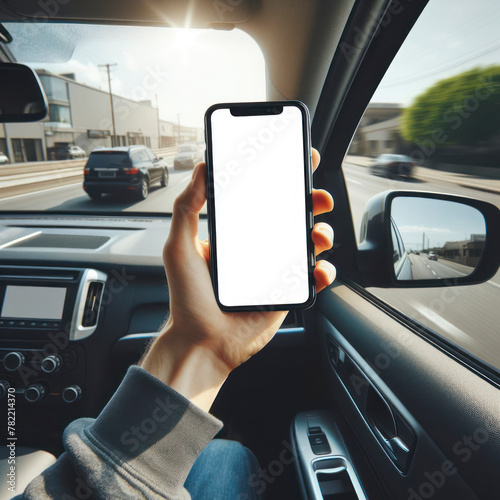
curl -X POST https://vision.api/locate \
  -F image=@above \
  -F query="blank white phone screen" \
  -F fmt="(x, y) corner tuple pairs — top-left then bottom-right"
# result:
(211, 106), (310, 307)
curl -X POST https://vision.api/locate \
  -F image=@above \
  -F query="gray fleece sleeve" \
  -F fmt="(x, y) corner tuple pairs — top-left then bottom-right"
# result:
(16, 365), (223, 499)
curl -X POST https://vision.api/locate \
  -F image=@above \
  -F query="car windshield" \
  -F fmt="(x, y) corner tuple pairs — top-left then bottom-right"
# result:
(0, 23), (265, 213)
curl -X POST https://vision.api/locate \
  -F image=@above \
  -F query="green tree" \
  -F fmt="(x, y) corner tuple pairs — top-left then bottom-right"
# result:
(401, 66), (500, 146)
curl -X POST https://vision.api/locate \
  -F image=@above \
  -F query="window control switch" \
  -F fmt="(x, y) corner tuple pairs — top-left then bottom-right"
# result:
(308, 432), (331, 455)
(308, 426), (323, 434)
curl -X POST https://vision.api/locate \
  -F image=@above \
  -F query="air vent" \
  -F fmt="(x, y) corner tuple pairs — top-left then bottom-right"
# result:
(81, 282), (104, 327)
(0, 266), (80, 281)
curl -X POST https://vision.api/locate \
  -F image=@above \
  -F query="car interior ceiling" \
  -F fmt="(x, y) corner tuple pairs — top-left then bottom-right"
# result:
(0, 0), (499, 499)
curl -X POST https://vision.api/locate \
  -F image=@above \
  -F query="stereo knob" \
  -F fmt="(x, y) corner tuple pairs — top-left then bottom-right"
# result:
(62, 385), (82, 403)
(25, 383), (46, 403)
(0, 380), (9, 398)
(41, 354), (62, 374)
(3, 352), (24, 371)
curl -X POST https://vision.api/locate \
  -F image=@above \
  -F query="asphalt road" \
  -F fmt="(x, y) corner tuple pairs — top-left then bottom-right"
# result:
(0, 164), (193, 214)
(0, 160), (498, 369)
(408, 253), (474, 280)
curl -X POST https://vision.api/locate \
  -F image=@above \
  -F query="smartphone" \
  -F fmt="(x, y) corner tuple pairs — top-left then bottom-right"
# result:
(205, 101), (315, 312)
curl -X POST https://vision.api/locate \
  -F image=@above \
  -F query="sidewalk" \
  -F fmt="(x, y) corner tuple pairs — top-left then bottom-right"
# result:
(345, 155), (500, 195)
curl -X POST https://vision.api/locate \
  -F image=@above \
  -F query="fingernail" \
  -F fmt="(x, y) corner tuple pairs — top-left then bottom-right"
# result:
(191, 164), (199, 180)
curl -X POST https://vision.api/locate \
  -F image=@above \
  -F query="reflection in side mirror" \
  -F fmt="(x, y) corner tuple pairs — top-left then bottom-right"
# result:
(0, 63), (48, 122)
(357, 190), (499, 288)
(391, 197), (486, 281)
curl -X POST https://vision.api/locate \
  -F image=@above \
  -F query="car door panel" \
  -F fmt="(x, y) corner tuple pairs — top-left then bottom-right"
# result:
(310, 282), (499, 499)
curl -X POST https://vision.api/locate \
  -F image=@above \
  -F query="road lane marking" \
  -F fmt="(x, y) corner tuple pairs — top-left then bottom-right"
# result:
(413, 304), (473, 344)
(431, 270), (437, 276)
(345, 177), (362, 185)
(0, 182), (82, 202)
(488, 280), (500, 289)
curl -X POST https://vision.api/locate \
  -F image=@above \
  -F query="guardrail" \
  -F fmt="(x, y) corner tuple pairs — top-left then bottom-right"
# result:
(0, 147), (178, 199)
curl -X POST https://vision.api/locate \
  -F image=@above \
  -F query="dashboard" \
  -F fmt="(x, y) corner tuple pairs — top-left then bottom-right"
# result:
(0, 214), (302, 454)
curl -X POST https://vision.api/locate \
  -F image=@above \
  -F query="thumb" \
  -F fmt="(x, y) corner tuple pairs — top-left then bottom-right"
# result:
(169, 162), (207, 241)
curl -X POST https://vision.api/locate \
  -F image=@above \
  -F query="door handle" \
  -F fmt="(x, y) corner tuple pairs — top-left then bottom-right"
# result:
(372, 424), (409, 465)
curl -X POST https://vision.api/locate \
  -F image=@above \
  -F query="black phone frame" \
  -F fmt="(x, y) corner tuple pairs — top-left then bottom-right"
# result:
(204, 101), (316, 312)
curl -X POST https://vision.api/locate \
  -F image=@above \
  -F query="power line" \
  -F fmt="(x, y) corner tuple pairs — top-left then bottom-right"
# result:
(380, 42), (500, 89)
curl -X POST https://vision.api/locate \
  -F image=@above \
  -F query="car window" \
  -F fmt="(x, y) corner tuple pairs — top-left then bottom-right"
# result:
(0, 23), (265, 213)
(391, 220), (403, 265)
(345, 0), (500, 370)
(134, 150), (148, 162)
(87, 151), (130, 167)
(145, 149), (156, 161)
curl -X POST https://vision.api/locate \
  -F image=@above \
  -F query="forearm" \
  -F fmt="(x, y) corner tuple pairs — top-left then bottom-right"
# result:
(139, 323), (229, 413)
(17, 366), (223, 499)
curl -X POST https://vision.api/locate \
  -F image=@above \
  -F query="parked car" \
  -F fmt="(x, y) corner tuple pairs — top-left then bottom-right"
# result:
(55, 145), (87, 160)
(428, 251), (439, 261)
(370, 154), (415, 179)
(83, 145), (169, 200)
(0, 151), (9, 164)
(174, 143), (203, 170)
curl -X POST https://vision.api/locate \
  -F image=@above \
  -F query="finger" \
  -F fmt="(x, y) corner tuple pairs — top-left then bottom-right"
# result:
(312, 188), (334, 216)
(169, 162), (207, 241)
(314, 260), (336, 293)
(198, 238), (210, 264)
(312, 222), (334, 256)
(311, 148), (320, 173)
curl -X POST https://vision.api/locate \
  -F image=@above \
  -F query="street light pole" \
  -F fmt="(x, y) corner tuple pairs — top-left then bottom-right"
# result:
(99, 63), (117, 146)
(156, 94), (161, 149)
(177, 113), (181, 145)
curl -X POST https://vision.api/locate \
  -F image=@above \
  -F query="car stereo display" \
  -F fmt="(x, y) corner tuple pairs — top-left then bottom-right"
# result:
(1, 286), (67, 320)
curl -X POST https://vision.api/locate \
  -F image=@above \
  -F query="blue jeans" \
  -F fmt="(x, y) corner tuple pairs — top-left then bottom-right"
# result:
(184, 439), (262, 500)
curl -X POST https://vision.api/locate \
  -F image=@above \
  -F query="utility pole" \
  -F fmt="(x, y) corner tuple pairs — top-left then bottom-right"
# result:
(2, 123), (13, 163)
(156, 94), (161, 149)
(99, 64), (117, 146)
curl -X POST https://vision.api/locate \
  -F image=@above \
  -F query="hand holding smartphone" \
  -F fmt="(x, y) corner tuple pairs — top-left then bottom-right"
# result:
(205, 101), (315, 311)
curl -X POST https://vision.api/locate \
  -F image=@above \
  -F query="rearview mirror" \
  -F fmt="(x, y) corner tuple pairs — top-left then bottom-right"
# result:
(0, 63), (48, 122)
(358, 191), (500, 288)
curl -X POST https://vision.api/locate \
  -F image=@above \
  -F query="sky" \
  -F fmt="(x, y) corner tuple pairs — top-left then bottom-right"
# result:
(392, 197), (486, 250)
(5, 0), (500, 125)
(7, 24), (266, 128)
(373, 0), (500, 106)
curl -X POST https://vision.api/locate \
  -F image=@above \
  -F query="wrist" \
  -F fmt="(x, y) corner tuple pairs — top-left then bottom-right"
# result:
(139, 324), (229, 413)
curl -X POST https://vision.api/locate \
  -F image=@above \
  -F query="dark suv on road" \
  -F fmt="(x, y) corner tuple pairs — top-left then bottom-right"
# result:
(83, 146), (169, 200)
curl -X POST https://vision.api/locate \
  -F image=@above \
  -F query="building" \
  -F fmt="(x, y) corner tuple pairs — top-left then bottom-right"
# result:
(442, 234), (485, 268)
(0, 70), (202, 164)
(348, 103), (405, 157)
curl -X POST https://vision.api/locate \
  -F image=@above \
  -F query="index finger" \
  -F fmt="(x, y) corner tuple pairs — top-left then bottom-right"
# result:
(311, 148), (320, 173)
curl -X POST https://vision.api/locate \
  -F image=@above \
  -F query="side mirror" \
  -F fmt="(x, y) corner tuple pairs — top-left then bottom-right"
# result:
(0, 63), (48, 122)
(358, 191), (500, 287)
